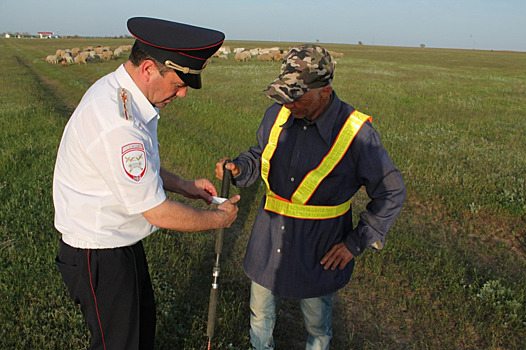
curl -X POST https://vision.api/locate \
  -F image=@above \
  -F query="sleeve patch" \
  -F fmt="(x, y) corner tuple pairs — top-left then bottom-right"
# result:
(122, 143), (147, 182)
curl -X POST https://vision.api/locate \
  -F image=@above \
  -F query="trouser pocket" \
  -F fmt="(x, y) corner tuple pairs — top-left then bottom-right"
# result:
(55, 240), (81, 304)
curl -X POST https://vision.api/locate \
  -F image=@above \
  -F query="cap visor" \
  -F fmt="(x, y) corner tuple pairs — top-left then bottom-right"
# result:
(263, 79), (295, 104)
(176, 71), (202, 89)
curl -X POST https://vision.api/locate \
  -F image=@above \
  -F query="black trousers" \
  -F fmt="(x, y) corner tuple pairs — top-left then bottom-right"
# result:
(56, 239), (156, 350)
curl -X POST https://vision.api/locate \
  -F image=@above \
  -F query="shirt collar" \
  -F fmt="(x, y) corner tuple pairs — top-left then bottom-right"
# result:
(114, 64), (160, 124)
(281, 91), (340, 146)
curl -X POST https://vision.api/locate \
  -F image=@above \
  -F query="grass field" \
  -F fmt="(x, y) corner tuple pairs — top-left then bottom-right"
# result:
(0, 37), (524, 349)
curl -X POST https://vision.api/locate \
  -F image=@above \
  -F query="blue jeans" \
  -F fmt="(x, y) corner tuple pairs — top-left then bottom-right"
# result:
(249, 281), (333, 350)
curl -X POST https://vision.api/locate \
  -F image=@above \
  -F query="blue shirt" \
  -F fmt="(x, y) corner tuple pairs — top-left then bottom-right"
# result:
(233, 92), (405, 298)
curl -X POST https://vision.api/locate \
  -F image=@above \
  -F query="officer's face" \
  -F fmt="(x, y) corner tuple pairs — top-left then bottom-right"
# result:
(283, 86), (331, 121)
(149, 67), (188, 108)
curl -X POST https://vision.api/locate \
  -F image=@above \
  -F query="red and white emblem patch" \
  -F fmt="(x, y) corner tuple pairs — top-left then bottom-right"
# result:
(121, 143), (146, 182)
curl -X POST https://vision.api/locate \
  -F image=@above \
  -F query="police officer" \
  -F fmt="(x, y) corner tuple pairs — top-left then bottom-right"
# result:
(53, 17), (239, 349)
(216, 44), (405, 350)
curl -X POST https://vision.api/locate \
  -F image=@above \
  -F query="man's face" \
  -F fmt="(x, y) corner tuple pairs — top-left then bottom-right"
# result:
(148, 67), (188, 108)
(283, 87), (329, 121)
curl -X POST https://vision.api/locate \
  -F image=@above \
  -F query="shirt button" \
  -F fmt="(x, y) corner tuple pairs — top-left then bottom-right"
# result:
(303, 126), (308, 131)
(277, 249), (281, 253)
(281, 226), (285, 230)
(290, 177), (295, 182)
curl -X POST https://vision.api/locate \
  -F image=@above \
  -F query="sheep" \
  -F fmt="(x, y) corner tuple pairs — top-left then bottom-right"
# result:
(71, 48), (80, 56)
(101, 50), (113, 60)
(274, 52), (285, 61)
(218, 46), (231, 55)
(55, 49), (66, 58)
(114, 47), (122, 57)
(74, 54), (87, 65)
(233, 47), (245, 54)
(328, 50), (344, 58)
(257, 53), (275, 61)
(46, 55), (59, 64)
(114, 47), (124, 57)
(235, 51), (251, 62)
(63, 53), (74, 64)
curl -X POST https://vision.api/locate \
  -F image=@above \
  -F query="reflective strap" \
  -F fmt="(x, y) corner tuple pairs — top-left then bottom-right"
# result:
(261, 107), (372, 220)
(261, 106), (291, 197)
(264, 195), (352, 219)
(291, 110), (372, 204)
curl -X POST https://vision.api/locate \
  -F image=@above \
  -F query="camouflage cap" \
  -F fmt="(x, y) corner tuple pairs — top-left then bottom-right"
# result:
(263, 44), (335, 104)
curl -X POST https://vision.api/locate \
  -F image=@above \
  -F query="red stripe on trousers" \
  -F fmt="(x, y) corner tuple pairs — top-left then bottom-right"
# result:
(87, 249), (107, 350)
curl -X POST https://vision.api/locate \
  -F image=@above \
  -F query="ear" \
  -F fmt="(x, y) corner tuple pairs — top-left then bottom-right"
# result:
(320, 84), (332, 99)
(139, 59), (158, 83)
(321, 84), (333, 98)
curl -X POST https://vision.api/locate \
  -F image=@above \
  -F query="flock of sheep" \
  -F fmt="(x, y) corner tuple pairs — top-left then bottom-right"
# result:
(45, 44), (133, 66)
(216, 46), (344, 62)
(214, 46), (285, 62)
(45, 44), (344, 66)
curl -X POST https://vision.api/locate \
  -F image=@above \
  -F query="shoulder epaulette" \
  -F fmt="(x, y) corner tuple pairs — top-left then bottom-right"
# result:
(117, 87), (134, 122)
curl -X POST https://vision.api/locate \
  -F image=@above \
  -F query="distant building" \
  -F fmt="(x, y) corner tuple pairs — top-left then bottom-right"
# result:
(38, 31), (54, 39)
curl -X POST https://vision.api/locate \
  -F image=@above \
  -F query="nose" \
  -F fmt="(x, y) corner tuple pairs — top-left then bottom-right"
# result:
(177, 86), (187, 98)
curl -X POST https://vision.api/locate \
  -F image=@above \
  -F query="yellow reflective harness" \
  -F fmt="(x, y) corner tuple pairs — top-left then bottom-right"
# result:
(261, 106), (372, 219)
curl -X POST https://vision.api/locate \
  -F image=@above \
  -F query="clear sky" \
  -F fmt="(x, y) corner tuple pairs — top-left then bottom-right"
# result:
(1, 0), (525, 52)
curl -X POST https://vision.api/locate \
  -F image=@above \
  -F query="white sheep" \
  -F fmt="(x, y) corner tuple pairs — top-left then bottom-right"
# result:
(74, 54), (87, 65)
(71, 48), (80, 56)
(218, 46), (231, 55)
(235, 51), (251, 62)
(63, 53), (74, 63)
(101, 51), (113, 60)
(114, 47), (124, 57)
(46, 55), (58, 64)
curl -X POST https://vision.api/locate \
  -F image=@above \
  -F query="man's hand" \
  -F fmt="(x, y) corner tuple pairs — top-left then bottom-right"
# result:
(320, 241), (355, 270)
(160, 168), (217, 203)
(180, 178), (218, 204)
(215, 158), (241, 179)
(215, 195), (241, 228)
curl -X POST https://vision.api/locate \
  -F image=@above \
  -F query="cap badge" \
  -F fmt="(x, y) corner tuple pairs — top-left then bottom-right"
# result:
(164, 58), (210, 75)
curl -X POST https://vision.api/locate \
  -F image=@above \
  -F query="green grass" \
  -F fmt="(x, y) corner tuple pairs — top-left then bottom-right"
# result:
(0, 38), (524, 349)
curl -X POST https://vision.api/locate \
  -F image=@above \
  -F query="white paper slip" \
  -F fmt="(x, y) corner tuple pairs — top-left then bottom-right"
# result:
(211, 196), (228, 205)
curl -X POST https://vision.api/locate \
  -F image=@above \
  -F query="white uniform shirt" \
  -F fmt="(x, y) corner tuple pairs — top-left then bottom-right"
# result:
(53, 64), (167, 248)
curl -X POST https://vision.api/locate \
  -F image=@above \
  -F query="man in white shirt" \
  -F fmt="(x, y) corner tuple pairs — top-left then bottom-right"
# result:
(53, 17), (239, 349)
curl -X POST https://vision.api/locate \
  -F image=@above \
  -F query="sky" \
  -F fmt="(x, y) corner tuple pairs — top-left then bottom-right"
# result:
(1, 0), (525, 52)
